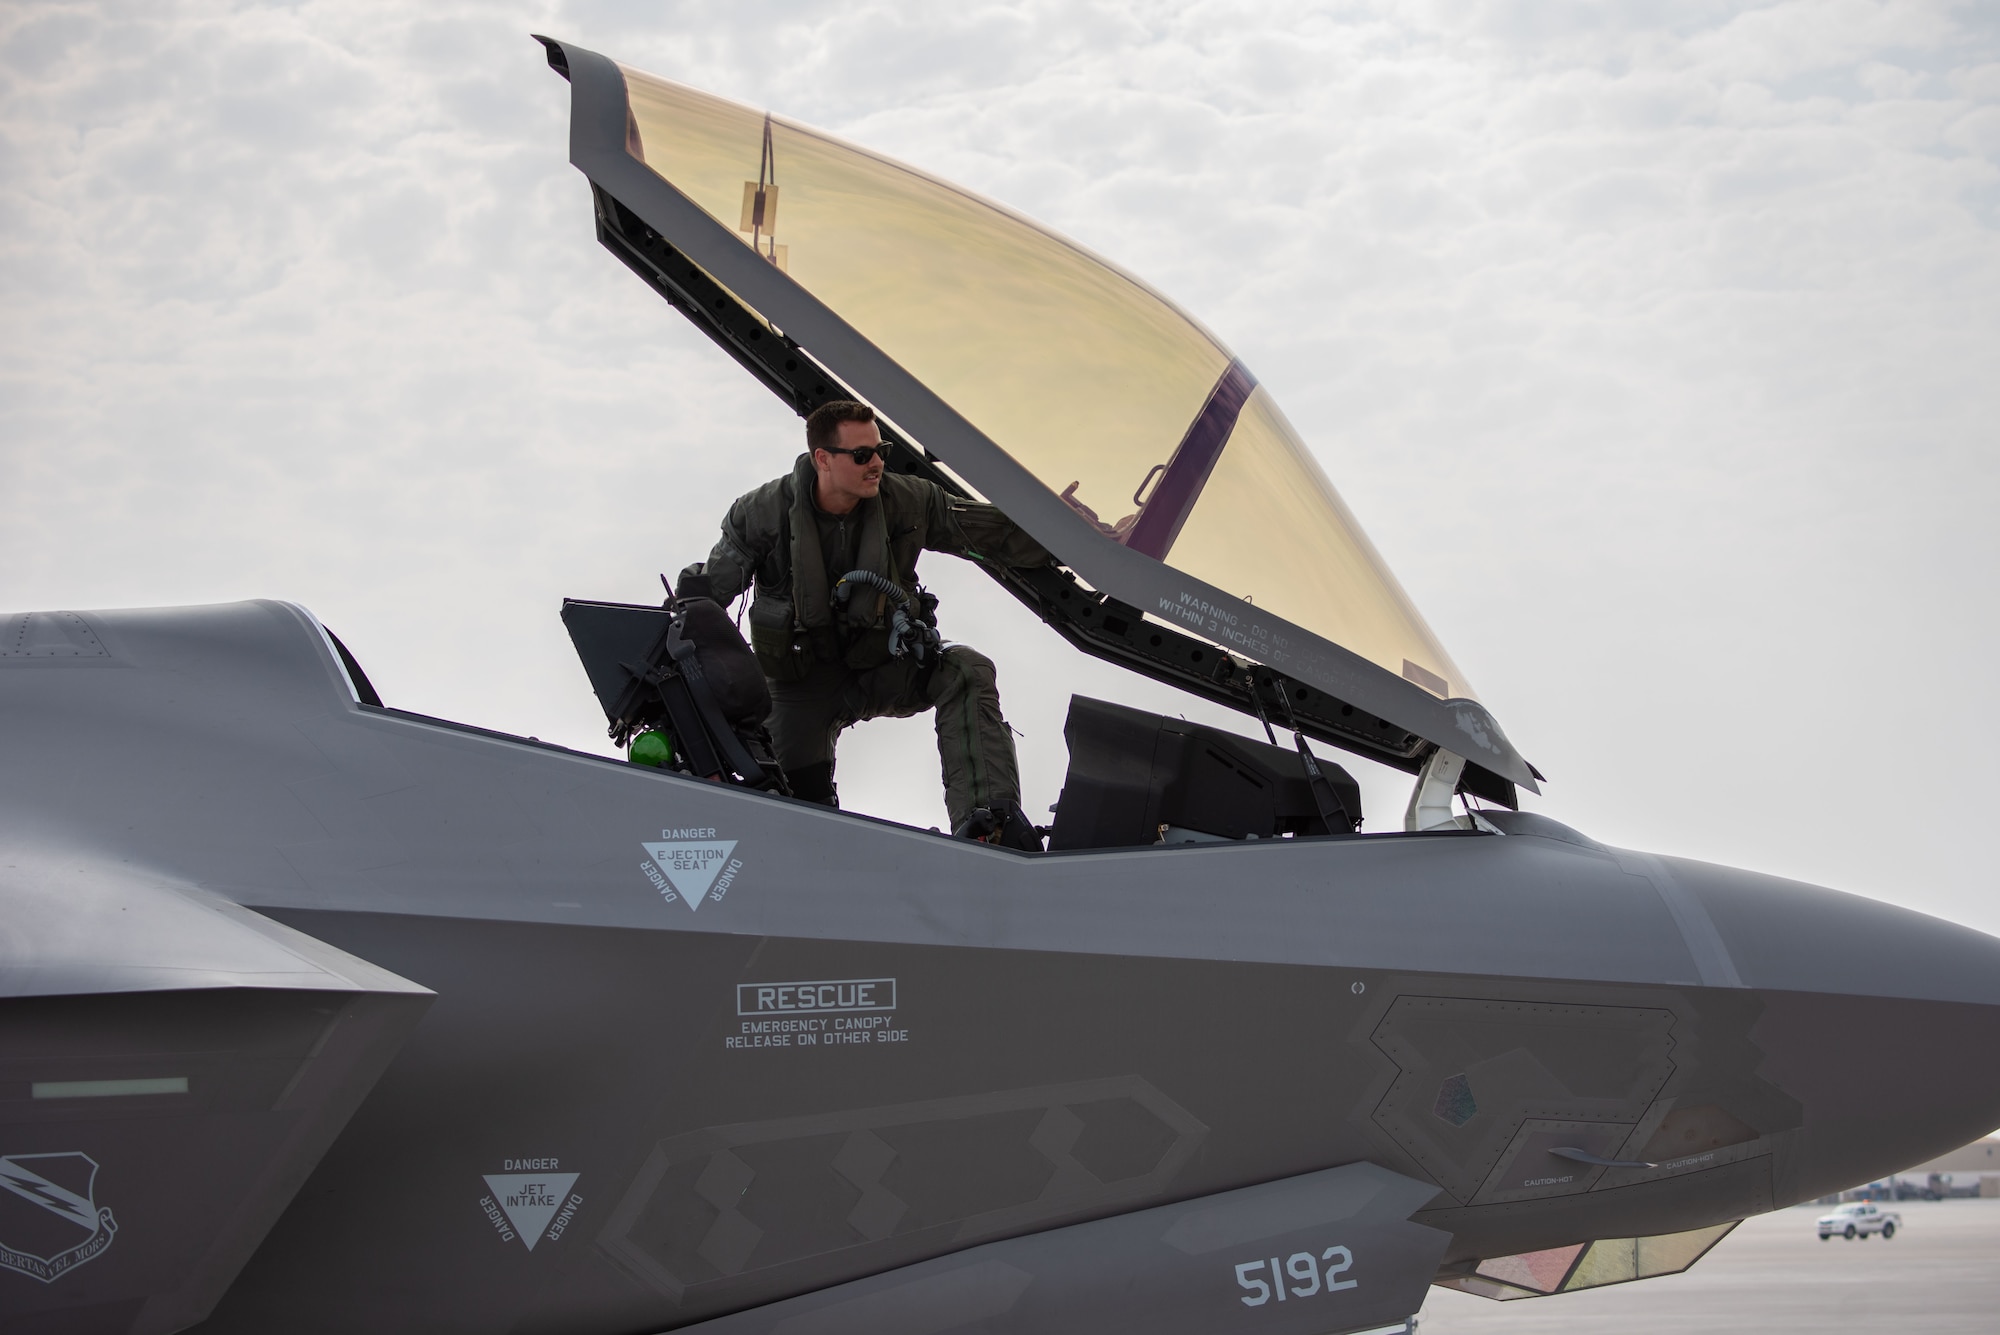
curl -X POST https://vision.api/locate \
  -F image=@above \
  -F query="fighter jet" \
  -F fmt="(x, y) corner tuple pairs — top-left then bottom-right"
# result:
(3, 36), (1999, 1335)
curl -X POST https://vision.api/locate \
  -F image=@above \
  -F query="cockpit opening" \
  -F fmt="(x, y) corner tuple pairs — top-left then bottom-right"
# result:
(562, 594), (1371, 851)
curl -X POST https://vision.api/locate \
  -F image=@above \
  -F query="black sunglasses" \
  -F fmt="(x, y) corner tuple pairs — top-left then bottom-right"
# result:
(821, 443), (891, 465)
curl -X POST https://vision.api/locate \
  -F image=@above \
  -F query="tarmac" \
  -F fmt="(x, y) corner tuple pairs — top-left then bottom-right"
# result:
(1415, 1199), (2000, 1334)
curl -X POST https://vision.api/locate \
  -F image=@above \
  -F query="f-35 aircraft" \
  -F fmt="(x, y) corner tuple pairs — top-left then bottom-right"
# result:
(5, 37), (2000, 1335)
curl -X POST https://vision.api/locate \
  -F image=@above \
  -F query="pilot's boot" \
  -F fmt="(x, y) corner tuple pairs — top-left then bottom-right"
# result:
(952, 799), (1045, 852)
(951, 807), (1003, 841)
(995, 800), (1047, 851)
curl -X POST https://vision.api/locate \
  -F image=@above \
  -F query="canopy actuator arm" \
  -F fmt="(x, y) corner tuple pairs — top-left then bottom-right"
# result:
(586, 185), (1517, 804)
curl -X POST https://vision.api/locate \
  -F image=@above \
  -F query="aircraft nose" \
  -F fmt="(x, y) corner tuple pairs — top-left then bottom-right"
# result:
(1663, 855), (2000, 1201)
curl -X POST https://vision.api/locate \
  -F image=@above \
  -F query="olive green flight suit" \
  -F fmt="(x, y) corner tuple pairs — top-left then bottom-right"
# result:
(687, 453), (1050, 828)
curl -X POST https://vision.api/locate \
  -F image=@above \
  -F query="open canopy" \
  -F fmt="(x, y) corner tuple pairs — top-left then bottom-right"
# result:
(546, 39), (1536, 791)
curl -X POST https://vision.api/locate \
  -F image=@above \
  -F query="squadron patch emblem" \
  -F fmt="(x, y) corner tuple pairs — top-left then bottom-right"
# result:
(0, 1152), (118, 1283)
(640, 827), (742, 911)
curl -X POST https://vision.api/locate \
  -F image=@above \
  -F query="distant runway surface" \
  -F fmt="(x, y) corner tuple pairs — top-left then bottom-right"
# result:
(1418, 1200), (2000, 1334)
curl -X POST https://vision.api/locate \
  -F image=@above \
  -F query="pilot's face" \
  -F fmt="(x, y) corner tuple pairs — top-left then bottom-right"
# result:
(813, 420), (886, 511)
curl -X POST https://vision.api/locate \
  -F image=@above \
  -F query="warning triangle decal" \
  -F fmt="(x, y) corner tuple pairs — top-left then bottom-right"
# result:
(642, 840), (738, 911)
(482, 1172), (579, 1250)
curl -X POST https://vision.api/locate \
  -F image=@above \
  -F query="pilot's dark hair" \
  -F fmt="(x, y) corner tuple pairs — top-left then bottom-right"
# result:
(805, 400), (877, 455)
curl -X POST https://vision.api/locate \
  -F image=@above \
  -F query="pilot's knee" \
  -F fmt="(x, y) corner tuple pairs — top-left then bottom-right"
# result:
(940, 644), (996, 691)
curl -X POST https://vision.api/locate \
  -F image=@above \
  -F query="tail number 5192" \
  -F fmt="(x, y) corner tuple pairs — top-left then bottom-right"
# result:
(1235, 1247), (1356, 1306)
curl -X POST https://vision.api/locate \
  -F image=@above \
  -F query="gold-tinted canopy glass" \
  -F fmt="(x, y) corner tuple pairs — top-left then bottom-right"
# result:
(622, 68), (1472, 701)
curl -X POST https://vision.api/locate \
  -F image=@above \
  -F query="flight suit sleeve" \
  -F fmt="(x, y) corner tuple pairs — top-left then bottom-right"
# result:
(683, 485), (784, 605)
(932, 489), (1055, 569)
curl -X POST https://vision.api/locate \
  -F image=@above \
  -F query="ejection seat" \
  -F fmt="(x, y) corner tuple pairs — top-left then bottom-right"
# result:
(561, 578), (787, 793)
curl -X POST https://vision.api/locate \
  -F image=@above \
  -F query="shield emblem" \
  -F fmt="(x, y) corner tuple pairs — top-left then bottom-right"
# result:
(0, 1152), (119, 1283)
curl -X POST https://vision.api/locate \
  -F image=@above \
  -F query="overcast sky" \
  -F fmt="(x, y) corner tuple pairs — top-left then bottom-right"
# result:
(5, 1), (1999, 936)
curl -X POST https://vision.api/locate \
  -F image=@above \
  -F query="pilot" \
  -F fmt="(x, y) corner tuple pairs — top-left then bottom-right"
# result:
(683, 400), (1051, 849)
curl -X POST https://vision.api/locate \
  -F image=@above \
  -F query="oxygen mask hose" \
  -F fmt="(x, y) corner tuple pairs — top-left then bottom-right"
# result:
(833, 570), (940, 664)
(833, 569), (907, 610)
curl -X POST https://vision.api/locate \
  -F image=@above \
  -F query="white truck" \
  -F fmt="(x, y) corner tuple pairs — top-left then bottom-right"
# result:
(1817, 1202), (1901, 1240)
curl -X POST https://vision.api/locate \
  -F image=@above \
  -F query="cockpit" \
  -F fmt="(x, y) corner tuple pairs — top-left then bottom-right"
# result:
(564, 587), (1367, 851)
